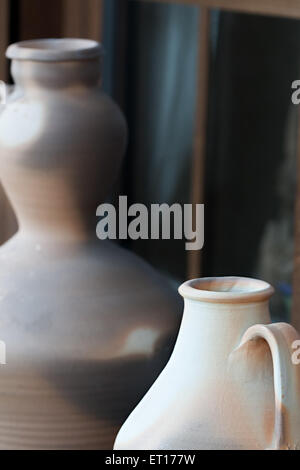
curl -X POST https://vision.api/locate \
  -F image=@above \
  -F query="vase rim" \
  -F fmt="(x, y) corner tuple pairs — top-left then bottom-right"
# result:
(6, 38), (103, 62)
(179, 276), (274, 304)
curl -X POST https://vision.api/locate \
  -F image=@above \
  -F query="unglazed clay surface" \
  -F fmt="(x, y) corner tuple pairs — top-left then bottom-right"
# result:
(0, 39), (181, 449)
(114, 277), (300, 450)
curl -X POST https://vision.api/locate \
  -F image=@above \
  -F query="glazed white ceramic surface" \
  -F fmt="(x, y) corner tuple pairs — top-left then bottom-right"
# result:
(114, 277), (300, 450)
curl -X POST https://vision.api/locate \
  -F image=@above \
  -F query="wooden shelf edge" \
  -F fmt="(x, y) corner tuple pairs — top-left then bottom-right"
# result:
(134, 0), (300, 20)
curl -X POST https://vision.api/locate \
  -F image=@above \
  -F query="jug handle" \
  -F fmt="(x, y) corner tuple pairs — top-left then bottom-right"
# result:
(237, 322), (300, 450)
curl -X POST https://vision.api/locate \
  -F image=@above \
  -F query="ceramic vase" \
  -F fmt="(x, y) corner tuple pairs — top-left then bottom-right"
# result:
(114, 277), (300, 450)
(0, 39), (181, 449)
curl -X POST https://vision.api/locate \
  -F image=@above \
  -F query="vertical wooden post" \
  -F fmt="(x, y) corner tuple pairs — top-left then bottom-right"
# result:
(292, 109), (300, 331)
(0, 0), (17, 244)
(187, 7), (210, 279)
(108, 0), (129, 204)
(0, 0), (9, 82)
(18, 0), (64, 39)
(112, 0), (129, 106)
(62, 0), (104, 40)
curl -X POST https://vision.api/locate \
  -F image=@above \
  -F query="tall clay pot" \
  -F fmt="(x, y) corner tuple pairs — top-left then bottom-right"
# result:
(0, 39), (181, 450)
(115, 277), (300, 450)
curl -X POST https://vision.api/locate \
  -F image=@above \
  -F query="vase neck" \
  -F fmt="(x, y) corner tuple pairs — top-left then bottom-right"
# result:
(0, 40), (126, 243)
(174, 299), (271, 365)
(0, 163), (104, 242)
(11, 59), (102, 91)
(173, 277), (273, 377)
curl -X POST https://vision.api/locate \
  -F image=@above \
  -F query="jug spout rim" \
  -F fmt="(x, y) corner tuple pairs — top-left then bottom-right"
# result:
(179, 276), (274, 304)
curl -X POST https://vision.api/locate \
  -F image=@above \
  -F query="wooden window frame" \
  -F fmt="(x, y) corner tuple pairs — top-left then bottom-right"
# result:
(136, 0), (300, 19)
(138, 0), (300, 330)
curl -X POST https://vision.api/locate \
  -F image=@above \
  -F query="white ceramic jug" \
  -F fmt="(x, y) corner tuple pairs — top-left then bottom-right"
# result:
(114, 277), (300, 450)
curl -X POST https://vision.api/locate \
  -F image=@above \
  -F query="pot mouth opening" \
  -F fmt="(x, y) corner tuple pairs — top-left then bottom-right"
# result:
(179, 276), (274, 303)
(6, 38), (103, 62)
